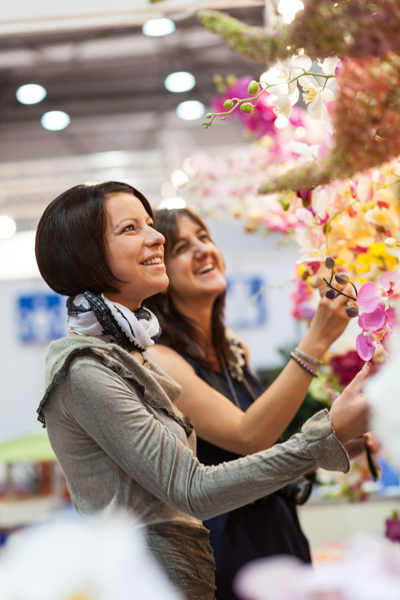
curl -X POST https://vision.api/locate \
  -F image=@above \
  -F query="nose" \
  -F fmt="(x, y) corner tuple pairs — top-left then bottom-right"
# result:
(144, 226), (165, 247)
(193, 238), (209, 258)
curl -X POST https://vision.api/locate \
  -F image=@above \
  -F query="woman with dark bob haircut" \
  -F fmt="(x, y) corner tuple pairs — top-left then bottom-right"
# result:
(145, 207), (375, 599)
(36, 181), (370, 600)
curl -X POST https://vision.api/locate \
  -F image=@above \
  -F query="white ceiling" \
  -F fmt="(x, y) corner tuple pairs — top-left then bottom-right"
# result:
(0, 3), (266, 229)
(1, 1), (264, 35)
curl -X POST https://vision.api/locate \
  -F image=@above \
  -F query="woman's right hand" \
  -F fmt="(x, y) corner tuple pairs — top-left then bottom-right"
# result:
(302, 281), (357, 357)
(330, 362), (371, 445)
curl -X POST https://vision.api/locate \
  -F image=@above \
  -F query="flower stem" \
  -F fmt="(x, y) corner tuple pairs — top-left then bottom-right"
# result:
(203, 72), (335, 127)
(322, 278), (357, 301)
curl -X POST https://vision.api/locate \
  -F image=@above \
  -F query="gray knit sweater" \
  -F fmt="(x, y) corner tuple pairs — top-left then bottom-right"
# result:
(39, 335), (349, 528)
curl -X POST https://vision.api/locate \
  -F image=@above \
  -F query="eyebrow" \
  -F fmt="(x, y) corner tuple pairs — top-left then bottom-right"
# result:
(113, 216), (153, 231)
(171, 228), (206, 249)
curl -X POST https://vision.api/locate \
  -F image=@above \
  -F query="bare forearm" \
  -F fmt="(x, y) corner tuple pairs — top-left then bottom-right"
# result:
(238, 334), (327, 454)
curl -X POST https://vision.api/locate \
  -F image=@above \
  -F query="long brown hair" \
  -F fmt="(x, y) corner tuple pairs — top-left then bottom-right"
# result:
(145, 208), (233, 370)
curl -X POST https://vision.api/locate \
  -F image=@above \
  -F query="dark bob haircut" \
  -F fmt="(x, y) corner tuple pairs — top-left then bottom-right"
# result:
(35, 181), (153, 296)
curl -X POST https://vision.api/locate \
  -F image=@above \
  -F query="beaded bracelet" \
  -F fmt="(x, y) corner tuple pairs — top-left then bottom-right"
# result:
(290, 352), (319, 377)
(294, 347), (323, 366)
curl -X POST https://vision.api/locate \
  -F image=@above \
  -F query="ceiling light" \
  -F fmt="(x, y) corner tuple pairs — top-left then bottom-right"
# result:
(158, 197), (187, 210)
(0, 216), (16, 239)
(176, 101), (205, 121)
(142, 18), (175, 37)
(171, 169), (189, 189)
(41, 111), (70, 131)
(16, 84), (47, 105)
(277, 0), (304, 24)
(165, 72), (195, 93)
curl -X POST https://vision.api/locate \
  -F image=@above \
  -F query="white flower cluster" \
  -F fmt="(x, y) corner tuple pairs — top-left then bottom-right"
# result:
(0, 515), (181, 600)
(266, 55), (338, 124)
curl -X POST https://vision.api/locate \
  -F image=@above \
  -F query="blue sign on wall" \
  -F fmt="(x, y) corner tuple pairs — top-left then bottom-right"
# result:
(226, 275), (267, 330)
(17, 294), (67, 344)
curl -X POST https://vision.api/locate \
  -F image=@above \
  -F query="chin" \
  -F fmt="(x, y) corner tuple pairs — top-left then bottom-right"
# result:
(152, 274), (169, 296)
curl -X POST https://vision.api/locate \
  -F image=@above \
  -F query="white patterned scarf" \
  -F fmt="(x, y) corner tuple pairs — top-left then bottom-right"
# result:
(67, 291), (161, 352)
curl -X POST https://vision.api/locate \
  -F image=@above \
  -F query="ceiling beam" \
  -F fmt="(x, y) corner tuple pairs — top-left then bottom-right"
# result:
(0, 1), (264, 36)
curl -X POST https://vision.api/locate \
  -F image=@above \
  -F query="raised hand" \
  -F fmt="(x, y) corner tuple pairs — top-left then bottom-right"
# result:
(330, 362), (371, 445)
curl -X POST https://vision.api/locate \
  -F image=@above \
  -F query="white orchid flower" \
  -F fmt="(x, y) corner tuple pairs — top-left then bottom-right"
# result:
(0, 516), (180, 600)
(318, 56), (340, 76)
(271, 92), (292, 119)
(267, 55), (312, 97)
(289, 140), (319, 166)
(299, 74), (336, 123)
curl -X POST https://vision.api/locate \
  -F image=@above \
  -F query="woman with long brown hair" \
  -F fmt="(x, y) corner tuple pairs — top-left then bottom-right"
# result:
(146, 207), (369, 599)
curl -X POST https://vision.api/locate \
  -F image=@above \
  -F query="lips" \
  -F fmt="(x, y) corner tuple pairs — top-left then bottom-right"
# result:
(141, 255), (163, 266)
(196, 263), (215, 275)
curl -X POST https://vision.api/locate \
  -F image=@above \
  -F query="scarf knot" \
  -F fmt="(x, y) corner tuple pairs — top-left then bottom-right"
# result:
(67, 291), (161, 352)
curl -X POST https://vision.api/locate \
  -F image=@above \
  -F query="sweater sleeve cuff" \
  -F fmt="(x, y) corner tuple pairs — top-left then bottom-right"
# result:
(301, 409), (350, 473)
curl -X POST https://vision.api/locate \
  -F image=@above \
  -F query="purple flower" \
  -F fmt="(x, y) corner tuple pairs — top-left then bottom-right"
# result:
(386, 514), (400, 542)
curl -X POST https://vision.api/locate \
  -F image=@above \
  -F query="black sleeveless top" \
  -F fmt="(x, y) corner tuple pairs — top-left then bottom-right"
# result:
(169, 344), (311, 600)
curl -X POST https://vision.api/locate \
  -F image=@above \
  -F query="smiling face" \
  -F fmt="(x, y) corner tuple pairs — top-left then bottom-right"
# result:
(104, 192), (168, 310)
(165, 214), (226, 308)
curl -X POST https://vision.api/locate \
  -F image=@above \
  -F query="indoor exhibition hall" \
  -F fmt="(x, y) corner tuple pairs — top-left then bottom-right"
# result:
(0, 2), (400, 599)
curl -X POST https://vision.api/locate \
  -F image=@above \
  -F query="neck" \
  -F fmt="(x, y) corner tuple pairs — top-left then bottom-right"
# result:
(172, 294), (214, 349)
(104, 292), (141, 312)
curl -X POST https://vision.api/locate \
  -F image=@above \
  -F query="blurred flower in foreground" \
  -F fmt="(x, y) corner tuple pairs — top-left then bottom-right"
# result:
(366, 314), (400, 469)
(234, 534), (400, 600)
(386, 512), (400, 543)
(0, 516), (180, 600)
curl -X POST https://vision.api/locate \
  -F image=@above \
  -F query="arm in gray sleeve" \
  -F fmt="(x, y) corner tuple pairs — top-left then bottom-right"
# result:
(65, 362), (349, 521)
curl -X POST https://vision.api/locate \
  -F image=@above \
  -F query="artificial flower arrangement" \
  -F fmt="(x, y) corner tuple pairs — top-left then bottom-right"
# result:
(188, 0), (400, 366)
(200, 1), (400, 193)
(180, 0), (400, 502)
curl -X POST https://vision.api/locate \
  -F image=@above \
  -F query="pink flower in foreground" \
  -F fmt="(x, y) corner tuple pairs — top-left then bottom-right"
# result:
(386, 513), (400, 543)
(356, 303), (399, 361)
(355, 273), (400, 360)
(357, 273), (400, 315)
(357, 281), (382, 314)
(234, 535), (400, 600)
(380, 271), (400, 298)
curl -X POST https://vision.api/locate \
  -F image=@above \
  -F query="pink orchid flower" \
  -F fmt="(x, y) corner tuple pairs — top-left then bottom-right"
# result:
(356, 306), (388, 361)
(356, 302), (400, 361)
(357, 272), (400, 314)
(380, 271), (400, 298)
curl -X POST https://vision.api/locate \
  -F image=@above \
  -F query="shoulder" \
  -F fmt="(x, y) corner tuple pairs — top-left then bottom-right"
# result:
(147, 344), (196, 375)
(226, 329), (250, 367)
(65, 354), (128, 399)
